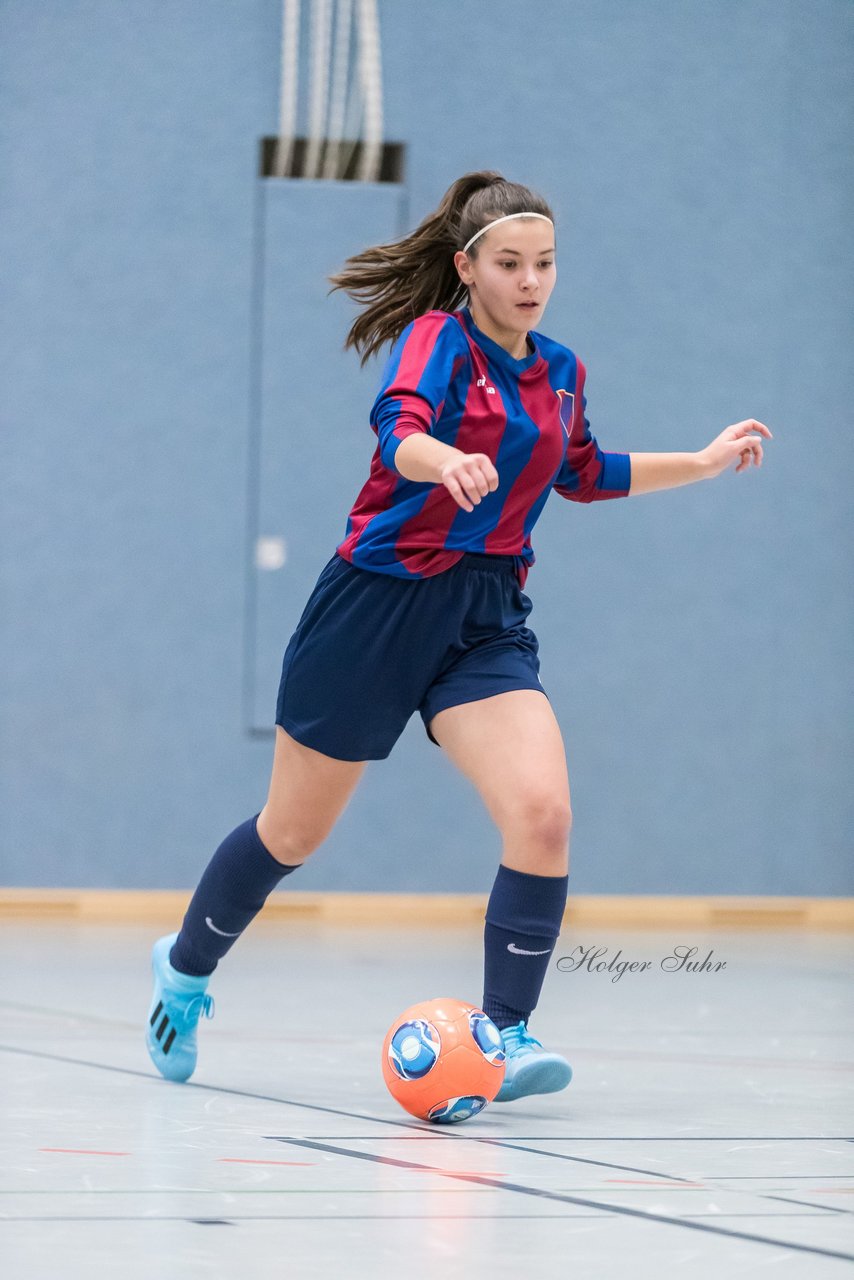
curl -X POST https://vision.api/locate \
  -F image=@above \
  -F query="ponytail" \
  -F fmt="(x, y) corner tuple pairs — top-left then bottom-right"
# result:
(328, 170), (554, 365)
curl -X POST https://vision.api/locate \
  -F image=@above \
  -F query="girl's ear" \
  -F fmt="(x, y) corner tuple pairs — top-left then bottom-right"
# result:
(454, 250), (474, 286)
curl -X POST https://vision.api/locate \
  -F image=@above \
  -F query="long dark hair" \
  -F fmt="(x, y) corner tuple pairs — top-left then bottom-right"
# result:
(328, 170), (554, 365)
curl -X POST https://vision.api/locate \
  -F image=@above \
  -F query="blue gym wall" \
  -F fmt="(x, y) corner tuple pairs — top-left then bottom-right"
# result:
(2, 1), (851, 895)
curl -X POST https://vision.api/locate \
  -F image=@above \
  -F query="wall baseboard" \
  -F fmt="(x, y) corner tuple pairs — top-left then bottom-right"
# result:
(0, 889), (851, 929)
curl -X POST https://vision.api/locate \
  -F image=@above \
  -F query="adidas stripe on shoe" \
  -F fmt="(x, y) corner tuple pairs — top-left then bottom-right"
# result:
(146, 933), (215, 1083)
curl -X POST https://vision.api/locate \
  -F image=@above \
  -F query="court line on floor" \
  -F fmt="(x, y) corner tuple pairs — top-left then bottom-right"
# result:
(0, 1043), (434, 1131)
(2, 1037), (852, 1203)
(0, 1212), (835, 1224)
(0, 1001), (347, 1044)
(468, 1141), (854, 1218)
(764, 1195), (853, 1215)
(472, 1141), (702, 1185)
(0, 1186), (843, 1201)
(287, 1135), (854, 1142)
(3, 1001), (851, 1071)
(468, 1138), (851, 1216)
(568, 1046), (854, 1073)
(266, 1137), (854, 1263)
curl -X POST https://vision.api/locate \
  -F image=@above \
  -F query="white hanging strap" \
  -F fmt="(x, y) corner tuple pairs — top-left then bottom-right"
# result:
(337, 7), (364, 182)
(305, 0), (333, 179)
(322, 0), (353, 179)
(355, 0), (383, 183)
(273, 0), (385, 182)
(274, 0), (301, 177)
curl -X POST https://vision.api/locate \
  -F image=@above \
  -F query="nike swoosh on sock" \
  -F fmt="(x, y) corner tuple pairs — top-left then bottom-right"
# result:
(506, 942), (551, 956)
(205, 917), (242, 937)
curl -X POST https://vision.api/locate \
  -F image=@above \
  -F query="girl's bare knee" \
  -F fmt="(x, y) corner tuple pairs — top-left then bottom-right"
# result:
(256, 810), (323, 867)
(501, 796), (572, 853)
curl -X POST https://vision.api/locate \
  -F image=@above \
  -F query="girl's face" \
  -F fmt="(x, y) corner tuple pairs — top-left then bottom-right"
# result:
(454, 218), (557, 352)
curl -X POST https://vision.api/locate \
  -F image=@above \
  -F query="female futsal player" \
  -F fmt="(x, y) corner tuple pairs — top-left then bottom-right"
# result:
(146, 171), (771, 1101)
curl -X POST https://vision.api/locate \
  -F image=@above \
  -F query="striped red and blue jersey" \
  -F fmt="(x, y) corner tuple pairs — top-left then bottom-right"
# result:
(336, 306), (631, 587)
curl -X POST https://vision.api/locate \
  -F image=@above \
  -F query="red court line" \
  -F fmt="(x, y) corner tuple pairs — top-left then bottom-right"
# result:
(39, 1148), (131, 1157)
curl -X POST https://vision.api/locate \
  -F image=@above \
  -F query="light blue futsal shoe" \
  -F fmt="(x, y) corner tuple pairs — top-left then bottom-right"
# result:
(494, 1022), (573, 1102)
(146, 933), (215, 1083)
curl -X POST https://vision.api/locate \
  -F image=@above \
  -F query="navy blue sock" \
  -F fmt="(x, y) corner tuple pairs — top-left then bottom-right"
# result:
(169, 814), (299, 976)
(481, 864), (568, 1030)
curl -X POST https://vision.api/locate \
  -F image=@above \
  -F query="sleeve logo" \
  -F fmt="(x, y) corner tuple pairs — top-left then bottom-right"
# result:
(556, 389), (575, 435)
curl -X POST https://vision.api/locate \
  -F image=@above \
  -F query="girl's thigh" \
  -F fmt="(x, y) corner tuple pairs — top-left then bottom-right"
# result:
(257, 725), (368, 864)
(428, 689), (572, 861)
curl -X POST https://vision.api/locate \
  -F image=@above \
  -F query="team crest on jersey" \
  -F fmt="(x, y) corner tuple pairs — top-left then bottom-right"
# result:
(556, 389), (575, 435)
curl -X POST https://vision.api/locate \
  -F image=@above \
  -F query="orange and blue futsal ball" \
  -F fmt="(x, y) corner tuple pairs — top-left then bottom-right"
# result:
(381, 997), (506, 1123)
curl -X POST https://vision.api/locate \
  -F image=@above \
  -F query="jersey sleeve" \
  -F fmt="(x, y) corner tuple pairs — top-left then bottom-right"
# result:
(553, 358), (631, 502)
(369, 312), (468, 474)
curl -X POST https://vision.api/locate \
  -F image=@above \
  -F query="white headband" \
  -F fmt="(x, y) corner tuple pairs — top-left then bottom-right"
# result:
(462, 212), (554, 254)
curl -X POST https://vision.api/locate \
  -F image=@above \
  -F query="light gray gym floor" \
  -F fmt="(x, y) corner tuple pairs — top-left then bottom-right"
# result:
(1, 920), (852, 1278)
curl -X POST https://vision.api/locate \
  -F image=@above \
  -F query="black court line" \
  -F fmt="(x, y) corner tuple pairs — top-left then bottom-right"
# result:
(2, 1039), (852, 1207)
(266, 1137), (854, 1264)
(475, 1138), (698, 1184)
(471, 1138), (850, 1215)
(459, 1136), (854, 1142)
(0, 1044), (433, 1132)
(765, 1195), (854, 1215)
(4, 1039), (852, 1240)
(0, 1213), (834, 1224)
(283, 1135), (854, 1142)
(5, 999), (852, 1076)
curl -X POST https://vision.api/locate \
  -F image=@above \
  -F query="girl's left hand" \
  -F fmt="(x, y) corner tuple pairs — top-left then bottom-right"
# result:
(699, 420), (773, 479)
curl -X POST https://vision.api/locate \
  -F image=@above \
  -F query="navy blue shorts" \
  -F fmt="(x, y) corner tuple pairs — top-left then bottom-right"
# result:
(275, 551), (547, 761)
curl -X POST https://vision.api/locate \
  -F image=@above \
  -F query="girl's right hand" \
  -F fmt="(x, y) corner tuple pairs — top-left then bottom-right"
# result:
(438, 452), (500, 512)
